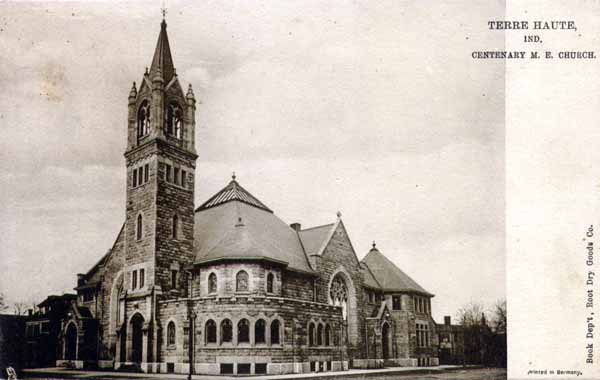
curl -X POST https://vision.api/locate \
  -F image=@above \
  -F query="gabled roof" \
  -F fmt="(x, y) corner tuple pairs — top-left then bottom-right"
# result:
(194, 180), (314, 274)
(362, 245), (433, 296)
(149, 19), (176, 84)
(196, 176), (273, 213)
(298, 223), (335, 255)
(38, 294), (77, 308)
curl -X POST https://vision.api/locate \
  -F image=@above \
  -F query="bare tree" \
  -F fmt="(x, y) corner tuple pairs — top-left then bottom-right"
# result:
(456, 301), (487, 327)
(491, 299), (507, 333)
(0, 292), (9, 313)
(13, 302), (30, 316)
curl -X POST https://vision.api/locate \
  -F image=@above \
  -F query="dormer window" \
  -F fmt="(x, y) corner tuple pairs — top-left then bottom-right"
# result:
(137, 100), (151, 139)
(165, 102), (183, 139)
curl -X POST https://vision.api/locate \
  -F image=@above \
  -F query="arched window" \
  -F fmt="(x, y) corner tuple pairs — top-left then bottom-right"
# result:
(266, 273), (274, 293)
(167, 321), (176, 346)
(172, 215), (178, 239)
(255, 319), (266, 344)
(208, 273), (217, 294)
(165, 102), (183, 139)
(329, 274), (348, 320)
(236, 270), (248, 292)
(317, 323), (323, 346)
(137, 100), (151, 139)
(270, 320), (280, 345)
(325, 324), (331, 346)
(205, 320), (216, 344)
(136, 214), (143, 240)
(221, 319), (232, 343)
(238, 319), (250, 343)
(308, 322), (315, 346)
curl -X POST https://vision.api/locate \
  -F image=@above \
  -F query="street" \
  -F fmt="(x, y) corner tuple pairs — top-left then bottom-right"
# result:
(20, 367), (506, 380)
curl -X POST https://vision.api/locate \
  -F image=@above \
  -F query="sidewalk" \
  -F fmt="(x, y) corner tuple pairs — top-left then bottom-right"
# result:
(22, 365), (470, 380)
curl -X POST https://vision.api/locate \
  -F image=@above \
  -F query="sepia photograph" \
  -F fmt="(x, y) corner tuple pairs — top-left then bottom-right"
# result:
(0, 2), (507, 379)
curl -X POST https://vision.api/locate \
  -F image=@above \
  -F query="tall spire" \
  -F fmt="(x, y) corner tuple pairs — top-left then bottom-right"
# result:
(149, 17), (176, 84)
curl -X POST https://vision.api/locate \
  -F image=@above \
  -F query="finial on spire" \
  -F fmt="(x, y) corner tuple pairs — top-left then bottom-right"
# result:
(336, 211), (342, 219)
(186, 83), (195, 99)
(145, 67), (149, 75)
(372, 241), (376, 249)
(232, 172), (237, 181)
(161, 0), (167, 20)
(129, 82), (137, 99)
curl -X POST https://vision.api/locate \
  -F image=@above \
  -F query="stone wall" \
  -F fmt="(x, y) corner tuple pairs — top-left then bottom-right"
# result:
(312, 221), (368, 357)
(156, 294), (347, 374)
(193, 263), (283, 298)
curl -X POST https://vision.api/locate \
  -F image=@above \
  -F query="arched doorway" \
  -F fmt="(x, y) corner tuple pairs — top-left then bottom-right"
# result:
(65, 323), (78, 360)
(130, 313), (144, 363)
(382, 323), (390, 360)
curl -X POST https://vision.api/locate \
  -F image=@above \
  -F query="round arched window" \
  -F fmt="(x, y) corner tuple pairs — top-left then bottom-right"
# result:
(236, 271), (249, 292)
(221, 319), (233, 343)
(205, 319), (216, 344)
(208, 273), (217, 294)
(167, 321), (176, 346)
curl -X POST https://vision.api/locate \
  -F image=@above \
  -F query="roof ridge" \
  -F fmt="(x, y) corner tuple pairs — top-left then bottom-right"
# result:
(300, 223), (335, 232)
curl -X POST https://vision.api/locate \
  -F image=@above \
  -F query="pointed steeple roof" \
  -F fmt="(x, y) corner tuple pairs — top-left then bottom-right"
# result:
(196, 174), (273, 213)
(149, 19), (176, 83)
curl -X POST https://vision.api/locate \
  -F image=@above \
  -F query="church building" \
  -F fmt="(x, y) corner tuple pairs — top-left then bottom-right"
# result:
(55, 18), (440, 375)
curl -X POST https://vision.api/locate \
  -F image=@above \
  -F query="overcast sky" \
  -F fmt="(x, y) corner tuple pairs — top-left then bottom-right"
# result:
(0, 1), (505, 322)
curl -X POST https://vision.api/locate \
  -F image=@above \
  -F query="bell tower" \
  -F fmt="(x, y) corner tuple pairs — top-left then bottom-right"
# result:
(124, 18), (197, 296)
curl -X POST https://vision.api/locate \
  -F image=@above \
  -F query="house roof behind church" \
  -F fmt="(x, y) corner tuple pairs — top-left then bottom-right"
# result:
(194, 180), (313, 274)
(362, 245), (432, 296)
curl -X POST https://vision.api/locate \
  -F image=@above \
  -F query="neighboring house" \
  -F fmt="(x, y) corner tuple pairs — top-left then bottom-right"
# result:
(52, 17), (455, 376)
(437, 316), (465, 365)
(24, 294), (77, 368)
(0, 314), (26, 374)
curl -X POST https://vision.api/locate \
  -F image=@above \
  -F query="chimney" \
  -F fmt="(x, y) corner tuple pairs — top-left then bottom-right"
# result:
(290, 223), (301, 232)
(28, 309), (33, 316)
(444, 316), (451, 326)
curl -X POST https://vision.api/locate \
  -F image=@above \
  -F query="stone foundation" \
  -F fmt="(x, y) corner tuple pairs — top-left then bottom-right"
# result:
(97, 360), (113, 369)
(352, 358), (384, 369)
(56, 360), (84, 369)
(113, 360), (349, 375)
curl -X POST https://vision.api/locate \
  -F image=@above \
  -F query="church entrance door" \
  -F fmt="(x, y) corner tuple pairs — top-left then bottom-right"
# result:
(131, 314), (144, 364)
(65, 323), (77, 360)
(382, 323), (390, 360)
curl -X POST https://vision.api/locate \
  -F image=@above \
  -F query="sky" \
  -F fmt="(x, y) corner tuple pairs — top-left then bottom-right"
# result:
(0, 1), (505, 322)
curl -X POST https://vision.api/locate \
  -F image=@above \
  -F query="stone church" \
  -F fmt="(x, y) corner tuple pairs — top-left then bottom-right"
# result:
(55, 19), (440, 375)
